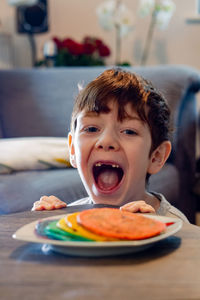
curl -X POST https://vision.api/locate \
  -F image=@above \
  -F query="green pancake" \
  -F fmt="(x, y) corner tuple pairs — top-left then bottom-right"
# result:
(44, 220), (92, 242)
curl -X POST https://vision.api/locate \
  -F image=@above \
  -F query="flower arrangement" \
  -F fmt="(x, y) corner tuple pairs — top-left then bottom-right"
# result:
(96, 0), (134, 65)
(42, 36), (111, 67)
(138, 0), (176, 65)
(96, 0), (175, 66)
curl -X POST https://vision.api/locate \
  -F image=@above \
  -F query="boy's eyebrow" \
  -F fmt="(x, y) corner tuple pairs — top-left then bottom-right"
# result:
(81, 112), (143, 123)
(122, 114), (143, 123)
(123, 115), (141, 121)
(81, 111), (99, 118)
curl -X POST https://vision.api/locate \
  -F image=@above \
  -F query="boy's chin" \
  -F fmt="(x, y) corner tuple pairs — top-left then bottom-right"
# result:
(92, 199), (121, 207)
(89, 192), (124, 207)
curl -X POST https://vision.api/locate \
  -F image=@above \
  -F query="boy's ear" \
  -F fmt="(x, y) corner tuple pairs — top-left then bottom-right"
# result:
(147, 141), (171, 175)
(68, 132), (77, 168)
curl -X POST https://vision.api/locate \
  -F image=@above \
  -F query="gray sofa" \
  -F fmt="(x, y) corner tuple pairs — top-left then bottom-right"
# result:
(0, 65), (200, 223)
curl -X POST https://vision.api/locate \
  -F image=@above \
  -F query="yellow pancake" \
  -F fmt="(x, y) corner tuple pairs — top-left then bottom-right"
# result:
(65, 212), (119, 241)
(57, 218), (92, 241)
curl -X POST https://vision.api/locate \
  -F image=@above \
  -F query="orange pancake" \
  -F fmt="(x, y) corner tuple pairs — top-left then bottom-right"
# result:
(77, 208), (166, 240)
(65, 212), (119, 241)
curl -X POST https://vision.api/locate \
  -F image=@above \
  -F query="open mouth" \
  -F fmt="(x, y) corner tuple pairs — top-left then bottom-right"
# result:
(93, 162), (124, 192)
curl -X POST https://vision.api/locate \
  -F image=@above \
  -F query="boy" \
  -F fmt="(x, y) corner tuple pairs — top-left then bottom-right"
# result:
(32, 68), (188, 222)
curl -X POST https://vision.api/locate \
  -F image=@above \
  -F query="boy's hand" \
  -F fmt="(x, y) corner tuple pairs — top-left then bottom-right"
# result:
(120, 200), (155, 213)
(32, 195), (67, 211)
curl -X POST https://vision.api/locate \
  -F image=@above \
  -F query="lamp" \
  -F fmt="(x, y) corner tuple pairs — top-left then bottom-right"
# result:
(7, 0), (48, 67)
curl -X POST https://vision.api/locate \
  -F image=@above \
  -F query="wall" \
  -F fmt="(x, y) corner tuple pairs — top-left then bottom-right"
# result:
(0, 0), (199, 68)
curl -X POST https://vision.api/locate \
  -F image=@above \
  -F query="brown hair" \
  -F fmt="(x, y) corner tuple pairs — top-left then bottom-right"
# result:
(71, 68), (172, 153)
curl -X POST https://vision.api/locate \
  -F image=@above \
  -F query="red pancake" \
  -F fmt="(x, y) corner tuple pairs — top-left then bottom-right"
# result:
(77, 208), (166, 240)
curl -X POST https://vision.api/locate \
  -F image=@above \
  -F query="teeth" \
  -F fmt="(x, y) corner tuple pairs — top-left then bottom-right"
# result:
(95, 163), (102, 167)
(95, 163), (119, 168)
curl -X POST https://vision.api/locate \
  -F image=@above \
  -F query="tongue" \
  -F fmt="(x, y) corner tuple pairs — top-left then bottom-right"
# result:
(97, 169), (119, 190)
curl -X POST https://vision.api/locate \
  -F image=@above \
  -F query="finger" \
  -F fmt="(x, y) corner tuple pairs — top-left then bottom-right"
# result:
(54, 202), (67, 209)
(120, 201), (147, 213)
(32, 201), (44, 211)
(39, 195), (49, 202)
(33, 198), (54, 211)
(40, 199), (55, 210)
(43, 204), (55, 210)
(39, 196), (56, 205)
(120, 200), (146, 209)
(139, 205), (155, 213)
(41, 195), (65, 206)
(48, 195), (62, 202)
(120, 201), (155, 213)
(46, 196), (67, 209)
(49, 195), (67, 205)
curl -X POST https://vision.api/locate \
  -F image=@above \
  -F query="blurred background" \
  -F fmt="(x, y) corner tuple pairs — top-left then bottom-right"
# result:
(0, 0), (200, 69)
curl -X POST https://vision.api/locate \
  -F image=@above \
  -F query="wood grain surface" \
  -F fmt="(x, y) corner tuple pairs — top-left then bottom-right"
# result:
(1, 205), (200, 300)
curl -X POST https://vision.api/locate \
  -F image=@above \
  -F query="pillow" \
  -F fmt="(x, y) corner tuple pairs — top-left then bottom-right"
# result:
(0, 137), (71, 174)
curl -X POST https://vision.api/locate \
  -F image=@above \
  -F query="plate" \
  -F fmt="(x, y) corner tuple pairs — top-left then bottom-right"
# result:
(13, 214), (182, 257)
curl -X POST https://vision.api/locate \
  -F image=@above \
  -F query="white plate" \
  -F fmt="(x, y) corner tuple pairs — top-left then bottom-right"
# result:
(13, 214), (182, 257)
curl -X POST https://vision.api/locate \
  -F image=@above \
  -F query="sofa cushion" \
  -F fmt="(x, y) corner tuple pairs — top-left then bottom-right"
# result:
(0, 137), (70, 174)
(148, 163), (179, 207)
(0, 168), (88, 214)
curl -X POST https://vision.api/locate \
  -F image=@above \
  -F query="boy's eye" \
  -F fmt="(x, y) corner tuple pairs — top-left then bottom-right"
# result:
(84, 126), (99, 133)
(123, 129), (137, 135)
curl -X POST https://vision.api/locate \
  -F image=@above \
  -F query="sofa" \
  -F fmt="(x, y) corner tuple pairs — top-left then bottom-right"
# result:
(0, 65), (200, 223)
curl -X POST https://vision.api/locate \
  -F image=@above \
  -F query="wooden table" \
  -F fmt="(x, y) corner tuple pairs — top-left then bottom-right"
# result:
(1, 204), (200, 300)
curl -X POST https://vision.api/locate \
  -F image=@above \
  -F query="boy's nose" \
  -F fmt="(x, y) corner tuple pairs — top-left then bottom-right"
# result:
(95, 132), (120, 151)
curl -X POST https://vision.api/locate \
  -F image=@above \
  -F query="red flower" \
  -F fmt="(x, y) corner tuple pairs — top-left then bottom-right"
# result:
(51, 36), (111, 67)
(94, 39), (103, 47)
(52, 37), (63, 50)
(98, 44), (111, 57)
(62, 38), (84, 55)
(83, 36), (92, 44)
(83, 43), (96, 55)
(82, 37), (96, 55)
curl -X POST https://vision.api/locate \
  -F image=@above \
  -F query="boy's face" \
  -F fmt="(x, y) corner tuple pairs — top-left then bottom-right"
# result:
(68, 100), (169, 206)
